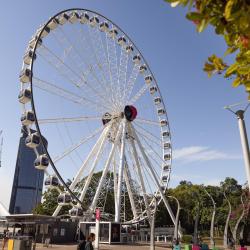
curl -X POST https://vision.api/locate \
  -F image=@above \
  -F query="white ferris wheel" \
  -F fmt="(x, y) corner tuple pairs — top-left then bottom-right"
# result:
(18, 9), (175, 225)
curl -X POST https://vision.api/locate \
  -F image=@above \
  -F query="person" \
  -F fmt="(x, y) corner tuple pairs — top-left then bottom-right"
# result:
(85, 233), (95, 250)
(77, 234), (86, 250)
(2, 230), (9, 250)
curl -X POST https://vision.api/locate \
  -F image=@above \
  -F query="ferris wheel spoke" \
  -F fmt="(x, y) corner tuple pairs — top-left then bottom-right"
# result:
(123, 158), (139, 219)
(56, 26), (112, 103)
(84, 25), (113, 98)
(123, 64), (140, 104)
(105, 30), (120, 109)
(88, 121), (123, 217)
(136, 118), (160, 126)
(127, 134), (152, 221)
(38, 115), (101, 124)
(134, 129), (164, 164)
(37, 45), (111, 107)
(118, 46), (129, 108)
(53, 126), (104, 164)
(33, 77), (109, 113)
(115, 120), (126, 222)
(49, 31), (99, 96)
(79, 126), (109, 203)
(129, 84), (148, 105)
(133, 123), (161, 145)
(130, 123), (177, 226)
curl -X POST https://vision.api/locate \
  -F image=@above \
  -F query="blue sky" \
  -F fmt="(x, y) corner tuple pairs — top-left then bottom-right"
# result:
(0, 0), (249, 208)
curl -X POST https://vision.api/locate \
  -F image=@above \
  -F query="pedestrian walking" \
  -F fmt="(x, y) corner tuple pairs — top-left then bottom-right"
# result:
(85, 233), (95, 250)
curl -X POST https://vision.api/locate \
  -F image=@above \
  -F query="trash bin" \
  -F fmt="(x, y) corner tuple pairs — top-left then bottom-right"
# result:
(8, 239), (14, 250)
(174, 245), (181, 250)
(185, 244), (192, 250)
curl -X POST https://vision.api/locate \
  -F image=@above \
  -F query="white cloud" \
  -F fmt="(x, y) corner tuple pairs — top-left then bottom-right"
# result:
(173, 146), (241, 164)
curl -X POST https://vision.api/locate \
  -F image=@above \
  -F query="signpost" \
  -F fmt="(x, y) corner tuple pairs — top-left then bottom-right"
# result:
(95, 209), (100, 250)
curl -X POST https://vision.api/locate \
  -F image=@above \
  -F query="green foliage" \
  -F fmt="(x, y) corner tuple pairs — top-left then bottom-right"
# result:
(181, 234), (193, 243)
(165, 0), (250, 99)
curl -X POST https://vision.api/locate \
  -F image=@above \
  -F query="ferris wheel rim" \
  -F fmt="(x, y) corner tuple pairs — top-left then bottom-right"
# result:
(23, 8), (173, 222)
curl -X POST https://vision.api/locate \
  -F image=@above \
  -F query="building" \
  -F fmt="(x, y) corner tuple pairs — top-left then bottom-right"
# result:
(9, 127), (47, 214)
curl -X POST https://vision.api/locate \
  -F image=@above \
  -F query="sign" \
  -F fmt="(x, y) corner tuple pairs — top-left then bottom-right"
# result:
(96, 208), (100, 221)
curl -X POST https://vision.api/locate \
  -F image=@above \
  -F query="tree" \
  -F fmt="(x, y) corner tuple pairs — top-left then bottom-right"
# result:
(165, 0), (250, 99)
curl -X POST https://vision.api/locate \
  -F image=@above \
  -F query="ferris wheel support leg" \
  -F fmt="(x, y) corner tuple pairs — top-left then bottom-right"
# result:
(124, 161), (138, 219)
(79, 127), (110, 202)
(88, 123), (123, 218)
(69, 125), (110, 190)
(131, 124), (182, 237)
(115, 120), (126, 223)
(53, 126), (109, 216)
(128, 124), (152, 223)
(113, 156), (118, 216)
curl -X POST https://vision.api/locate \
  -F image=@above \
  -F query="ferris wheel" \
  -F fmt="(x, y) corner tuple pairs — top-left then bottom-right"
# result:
(18, 9), (175, 224)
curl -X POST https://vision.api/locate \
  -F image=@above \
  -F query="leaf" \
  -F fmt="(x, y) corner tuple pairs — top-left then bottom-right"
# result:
(238, 66), (250, 75)
(232, 77), (241, 88)
(225, 63), (238, 77)
(197, 19), (209, 33)
(186, 12), (204, 21)
(224, 0), (235, 20)
(224, 47), (238, 56)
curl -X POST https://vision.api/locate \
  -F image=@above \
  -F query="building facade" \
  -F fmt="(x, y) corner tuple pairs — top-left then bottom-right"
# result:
(9, 127), (47, 214)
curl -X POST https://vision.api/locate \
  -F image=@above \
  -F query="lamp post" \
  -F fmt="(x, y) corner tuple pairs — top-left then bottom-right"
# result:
(168, 196), (181, 241)
(225, 103), (250, 191)
(150, 196), (157, 250)
(223, 191), (232, 249)
(202, 187), (216, 248)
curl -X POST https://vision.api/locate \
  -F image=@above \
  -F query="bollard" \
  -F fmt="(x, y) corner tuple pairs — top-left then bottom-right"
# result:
(201, 243), (209, 250)
(192, 244), (201, 250)
(239, 247), (247, 250)
(185, 244), (192, 250)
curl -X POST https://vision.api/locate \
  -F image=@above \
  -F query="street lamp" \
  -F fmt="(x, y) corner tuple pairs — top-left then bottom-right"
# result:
(225, 103), (250, 191)
(168, 195), (181, 241)
(202, 186), (216, 248)
(223, 191), (232, 249)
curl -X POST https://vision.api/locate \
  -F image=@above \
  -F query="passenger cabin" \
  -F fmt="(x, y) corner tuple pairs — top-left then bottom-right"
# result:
(149, 86), (157, 94)
(109, 28), (118, 39)
(163, 143), (171, 149)
(164, 154), (171, 161)
(160, 120), (168, 127)
(145, 75), (153, 84)
(132, 55), (141, 64)
(23, 50), (36, 65)
(69, 207), (84, 217)
(25, 133), (40, 148)
(162, 131), (170, 137)
(99, 22), (109, 32)
(58, 193), (71, 205)
(89, 16), (99, 27)
(45, 176), (59, 187)
(37, 26), (50, 38)
(154, 97), (161, 105)
(47, 18), (59, 30)
(58, 13), (69, 25)
(29, 36), (42, 49)
(80, 13), (89, 24)
(21, 111), (35, 126)
(163, 164), (170, 171)
(69, 12), (80, 24)
(125, 45), (133, 53)
(157, 108), (165, 115)
(139, 65), (147, 74)
(118, 36), (126, 46)
(34, 154), (49, 170)
(18, 89), (31, 104)
(162, 176), (168, 182)
(19, 69), (32, 83)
